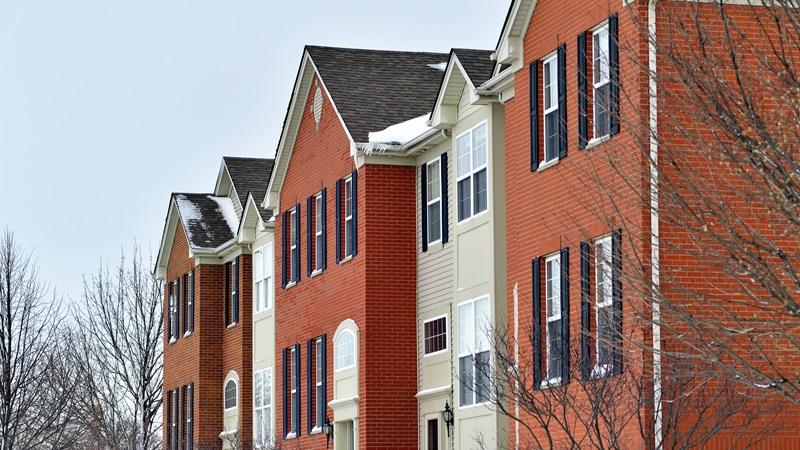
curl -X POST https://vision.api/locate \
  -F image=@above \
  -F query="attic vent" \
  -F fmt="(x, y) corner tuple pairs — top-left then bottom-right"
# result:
(313, 87), (323, 127)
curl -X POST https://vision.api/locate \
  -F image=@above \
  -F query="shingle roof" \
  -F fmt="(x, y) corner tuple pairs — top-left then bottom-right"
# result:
(306, 46), (449, 143)
(223, 156), (274, 210)
(173, 193), (238, 249)
(453, 49), (496, 86)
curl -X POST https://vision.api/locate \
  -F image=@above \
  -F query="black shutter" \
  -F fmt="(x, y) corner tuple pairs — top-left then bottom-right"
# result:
(307, 196), (313, 277)
(180, 386), (186, 450)
(421, 163), (428, 252)
(609, 14), (620, 136)
(294, 204), (301, 283)
(306, 339), (313, 433)
(190, 270), (195, 333)
(187, 384), (194, 450)
(321, 333), (327, 422)
(175, 279), (181, 340)
(441, 153), (449, 244)
(224, 262), (230, 325)
(293, 343), (301, 435)
(166, 390), (172, 449)
(580, 241), (591, 379)
(532, 258), (542, 388)
(558, 44), (568, 159)
(233, 257), (239, 324)
(612, 229), (623, 375)
(322, 188), (328, 269)
(351, 170), (358, 256)
(282, 348), (288, 437)
(530, 61), (540, 171)
(281, 211), (288, 288)
(577, 33), (588, 149)
(167, 284), (172, 341)
(560, 247), (570, 383)
(335, 180), (342, 263)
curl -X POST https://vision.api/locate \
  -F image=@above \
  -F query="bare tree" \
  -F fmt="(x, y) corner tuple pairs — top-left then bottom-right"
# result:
(0, 229), (80, 450)
(72, 246), (163, 450)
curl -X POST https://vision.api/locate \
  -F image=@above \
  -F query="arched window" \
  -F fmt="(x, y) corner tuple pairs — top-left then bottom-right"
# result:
(334, 329), (356, 371)
(225, 378), (238, 410)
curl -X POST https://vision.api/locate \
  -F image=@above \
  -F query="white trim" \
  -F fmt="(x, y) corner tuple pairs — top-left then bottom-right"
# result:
(536, 158), (560, 172)
(253, 368), (274, 446)
(289, 207), (298, 282)
(456, 295), (492, 408)
(415, 385), (452, 399)
(253, 243), (274, 314)
(455, 120), (490, 225)
(544, 253), (562, 383)
(425, 158), (444, 246)
(422, 314), (449, 357)
(585, 134), (611, 150)
(314, 191), (324, 272)
(334, 329), (357, 372)
(328, 395), (359, 410)
(343, 176), (354, 259)
(542, 52), (560, 165)
(592, 22), (612, 141)
(224, 373), (240, 411)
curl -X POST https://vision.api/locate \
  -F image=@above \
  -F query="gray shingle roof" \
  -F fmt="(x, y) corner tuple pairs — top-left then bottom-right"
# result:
(223, 156), (274, 210)
(453, 49), (496, 86)
(306, 46), (449, 143)
(173, 193), (238, 249)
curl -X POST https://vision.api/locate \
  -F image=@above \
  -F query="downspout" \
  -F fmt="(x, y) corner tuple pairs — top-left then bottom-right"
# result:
(647, 0), (664, 448)
(513, 283), (520, 450)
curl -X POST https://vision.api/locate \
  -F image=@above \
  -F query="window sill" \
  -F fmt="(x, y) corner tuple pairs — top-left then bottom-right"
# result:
(536, 158), (560, 172)
(591, 364), (612, 379)
(458, 400), (492, 411)
(585, 135), (611, 150)
(226, 322), (238, 330)
(183, 331), (193, 338)
(338, 255), (353, 265)
(169, 337), (177, 345)
(310, 426), (322, 435)
(310, 269), (324, 278)
(285, 432), (297, 440)
(285, 281), (297, 290)
(539, 377), (563, 389)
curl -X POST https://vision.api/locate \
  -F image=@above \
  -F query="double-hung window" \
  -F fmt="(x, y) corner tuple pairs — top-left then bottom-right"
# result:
(344, 177), (354, 258)
(456, 122), (488, 222)
(314, 337), (325, 429)
(423, 315), (447, 356)
(168, 282), (177, 341)
(426, 159), (442, 244)
(542, 53), (560, 164)
(458, 296), (490, 406)
(289, 208), (298, 282)
(254, 245), (273, 313)
(593, 23), (611, 139)
(545, 253), (562, 385)
(289, 346), (299, 437)
(227, 257), (239, 326)
(315, 193), (324, 271)
(594, 235), (614, 375)
(254, 369), (272, 447)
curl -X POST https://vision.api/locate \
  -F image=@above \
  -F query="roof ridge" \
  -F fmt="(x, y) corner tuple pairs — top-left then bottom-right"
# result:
(306, 44), (448, 57)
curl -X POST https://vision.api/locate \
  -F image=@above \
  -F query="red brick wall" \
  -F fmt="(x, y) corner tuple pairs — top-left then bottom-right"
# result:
(274, 75), (417, 449)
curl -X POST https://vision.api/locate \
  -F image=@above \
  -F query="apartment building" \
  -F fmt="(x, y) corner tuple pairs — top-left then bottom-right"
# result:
(156, 157), (274, 449)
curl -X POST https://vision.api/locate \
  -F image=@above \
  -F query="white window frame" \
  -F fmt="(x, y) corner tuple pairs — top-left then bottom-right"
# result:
(289, 208), (298, 283)
(422, 314), (448, 357)
(457, 295), (491, 408)
(314, 337), (324, 431)
(544, 253), (562, 386)
(344, 177), (354, 259)
(455, 121), (489, 224)
(169, 282), (177, 342)
(314, 192), (324, 273)
(186, 384), (193, 450)
(542, 52), (559, 165)
(425, 158), (443, 246)
(592, 22), (611, 142)
(253, 368), (273, 447)
(224, 377), (239, 411)
(425, 415), (442, 450)
(593, 235), (614, 377)
(253, 244), (274, 314)
(289, 347), (298, 438)
(334, 329), (356, 372)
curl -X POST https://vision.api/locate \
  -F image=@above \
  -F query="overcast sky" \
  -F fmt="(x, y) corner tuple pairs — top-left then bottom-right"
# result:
(0, 0), (508, 301)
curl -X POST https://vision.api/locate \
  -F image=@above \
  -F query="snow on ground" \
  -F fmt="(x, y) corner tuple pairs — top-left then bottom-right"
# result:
(367, 114), (432, 147)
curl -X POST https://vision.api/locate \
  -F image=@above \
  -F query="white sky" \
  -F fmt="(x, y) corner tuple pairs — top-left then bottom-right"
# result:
(0, 0), (509, 301)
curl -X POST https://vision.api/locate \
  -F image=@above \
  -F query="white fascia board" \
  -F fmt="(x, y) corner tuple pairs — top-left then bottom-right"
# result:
(494, 0), (537, 72)
(154, 198), (182, 280)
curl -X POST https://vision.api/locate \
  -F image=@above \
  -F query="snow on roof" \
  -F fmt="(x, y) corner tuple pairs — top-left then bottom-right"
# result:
(367, 114), (432, 148)
(174, 194), (238, 249)
(210, 195), (239, 234)
(427, 62), (448, 71)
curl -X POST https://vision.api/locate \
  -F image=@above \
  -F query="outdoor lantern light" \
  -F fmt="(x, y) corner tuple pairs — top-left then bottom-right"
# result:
(322, 416), (334, 448)
(443, 401), (454, 437)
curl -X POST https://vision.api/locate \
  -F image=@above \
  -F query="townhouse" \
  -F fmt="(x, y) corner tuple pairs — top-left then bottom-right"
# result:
(156, 157), (275, 450)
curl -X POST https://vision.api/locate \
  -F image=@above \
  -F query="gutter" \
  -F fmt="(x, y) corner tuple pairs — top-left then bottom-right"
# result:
(648, 0), (664, 447)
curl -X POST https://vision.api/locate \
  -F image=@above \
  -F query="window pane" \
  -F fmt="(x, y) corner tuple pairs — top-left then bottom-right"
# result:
(335, 331), (355, 370)
(459, 355), (474, 406)
(458, 303), (474, 355)
(427, 161), (440, 203)
(472, 124), (487, 168)
(456, 134), (471, 178)
(427, 419), (440, 450)
(254, 250), (263, 280)
(316, 196), (322, 233)
(598, 305), (614, 366)
(475, 350), (491, 403)
(424, 317), (447, 354)
(345, 218), (354, 257)
(457, 178), (471, 222)
(427, 202), (441, 243)
(344, 180), (352, 217)
(544, 59), (554, 111)
(264, 370), (272, 405)
(474, 297), (490, 351)
(473, 169), (487, 215)
(545, 112), (559, 162)
(594, 27), (609, 84)
(594, 83), (610, 138)
(548, 319), (562, 379)
(254, 372), (263, 407)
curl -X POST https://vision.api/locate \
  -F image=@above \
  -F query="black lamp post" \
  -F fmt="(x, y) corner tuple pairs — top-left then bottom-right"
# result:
(442, 401), (454, 437)
(322, 416), (334, 448)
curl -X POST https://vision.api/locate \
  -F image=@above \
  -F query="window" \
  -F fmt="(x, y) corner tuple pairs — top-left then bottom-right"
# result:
(171, 389), (179, 450)
(344, 177), (354, 258)
(545, 253), (562, 384)
(458, 296), (490, 406)
(225, 378), (238, 410)
(314, 337), (325, 429)
(168, 282), (177, 341)
(187, 271), (194, 333)
(254, 369), (272, 447)
(593, 23), (611, 140)
(595, 236), (614, 375)
(186, 384), (194, 450)
(335, 329), (355, 371)
(290, 346), (299, 436)
(254, 245), (273, 313)
(427, 418), (440, 450)
(228, 258), (239, 326)
(456, 122), (488, 222)
(423, 315), (447, 356)
(289, 208), (298, 282)
(542, 53), (559, 164)
(426, 160), (442, 244)
(315, 193), (324, 271)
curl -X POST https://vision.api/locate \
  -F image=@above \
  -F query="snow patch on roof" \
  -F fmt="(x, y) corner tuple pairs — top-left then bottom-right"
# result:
(174, 195), (207, 244)
(210, 196), (239, 234)
(427, 62), (448, 71)
(367, 114), (432, 148)
(174, 194), (239, 249)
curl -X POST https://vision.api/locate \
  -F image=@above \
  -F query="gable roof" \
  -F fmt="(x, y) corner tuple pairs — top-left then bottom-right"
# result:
(428, 49), (498, 129)
(173, 193), (239, 250)
(494, 0), (537, 72)
(306, 46), (449, 143)
(221, 156), (274, 211)
(452, 49), (496, 86)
